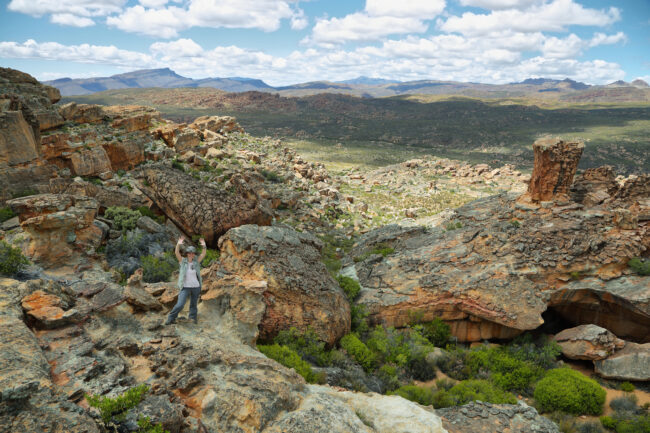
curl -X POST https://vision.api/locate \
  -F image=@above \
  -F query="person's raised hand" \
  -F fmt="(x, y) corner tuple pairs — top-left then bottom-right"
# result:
(199, 238), (206, 247)
(178, 236), (185, 245)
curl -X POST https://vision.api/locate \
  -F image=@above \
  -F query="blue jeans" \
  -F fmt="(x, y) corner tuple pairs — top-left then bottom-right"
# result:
(168, 287), (200, 321)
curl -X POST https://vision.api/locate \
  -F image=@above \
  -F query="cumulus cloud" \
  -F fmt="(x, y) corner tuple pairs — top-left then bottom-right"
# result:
(107, 0), (302, 38)
(458, 0), (543, 10)
(50, 13), (95, 27)
(305, 0), (446, 45)
(440, 0), (620, 36)
(7, 0), (125, 17)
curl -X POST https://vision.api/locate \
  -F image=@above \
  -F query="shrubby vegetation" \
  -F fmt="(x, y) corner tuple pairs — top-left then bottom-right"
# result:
(0, 207), (15, 223)
(534, 368), (606, 415)
(105, 206), (141, 231)
(0, 240), (29, 276)
(353, 243), (395, 262)
(389, 379), (516, 409)
(628, 257), (650, 276)
(141, 252), (178, 283)
(600, 394), (650, 433)
(86, 384), (168, 432)
(257, 343), (324, 384)
(201, 249), (220, 268)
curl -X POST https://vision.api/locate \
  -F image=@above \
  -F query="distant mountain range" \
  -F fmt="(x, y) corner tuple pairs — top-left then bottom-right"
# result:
(45, 68), (649, 100)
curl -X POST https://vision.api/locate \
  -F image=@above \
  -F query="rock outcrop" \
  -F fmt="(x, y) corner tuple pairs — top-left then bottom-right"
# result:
(570, 166), (618, 207)
(438, 401), (559, 433)
(594, 342), (650, 381)
(217, 225), (351, 345)
(554, 324), (624, 360)
(527, 137), (584, 202)
(7, 194), (103, 268)
(138, 164), (273, 245)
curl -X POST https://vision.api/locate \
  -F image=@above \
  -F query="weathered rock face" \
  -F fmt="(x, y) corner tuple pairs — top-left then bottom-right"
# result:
(190, 115), (243, 135)
(554, 324), (625, 360)
(68, 146), (113, 177)
(152, 123), (201, 152)
(7, 194), (103, 267)
(570, 166), (618, 207)
(49, 177), (149, 211)
(59, 102), (105, 124)
(438, 401), (559, 433)
(218, 225), (351, 345)
(527, 137), (584, 202)
(104, 105), (159, 133)
(352, 192), (648, 342)
(594, 342), (650, 381)
(138, 164), (273, 245)
(0, 110), (40, 165)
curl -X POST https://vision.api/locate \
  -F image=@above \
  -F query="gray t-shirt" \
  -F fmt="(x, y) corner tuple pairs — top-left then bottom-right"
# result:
(183, 262), (200, 288)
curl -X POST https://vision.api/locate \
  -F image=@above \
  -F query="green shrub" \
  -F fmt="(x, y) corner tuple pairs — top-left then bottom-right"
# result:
(0, 207), (16, 223)
(504, 334), (562, 370)
(600, 416), (617, 430)
(628, 258), (650, 276)
(619, 382), (635, 393)
(446, 379), (517, 406)
(258, 344), (323, 383)
(389, 385), (436, 406)
(377, 364), (400, 392)
(615, 415), (650, 433)
(337, 275), (361, 302)
(105, 206), (141, 231)
(421, 318), (451, 347)
(610, 395), (638, 413)
(137, 417), (170, 433)
(351, 303), (369, 334)
(353, 243), (395, 262)
(201, 249), (220, 268)
(11, 188), (38, 198)
(86, 384), (149, 424)
(141, 252), (178, 283)
(274, 327), (331, 367)
(171, 159), (185, 172)
(467, 345), (543, 392)
(260, 169), (284, 183)
(445, 221), (463, 230)
(137, 206), (156, 219)
(534, 368), (606, 415)
(341, 333), (376, 372)
(578, 422), (605, 433)
(0, 240), (29, 276)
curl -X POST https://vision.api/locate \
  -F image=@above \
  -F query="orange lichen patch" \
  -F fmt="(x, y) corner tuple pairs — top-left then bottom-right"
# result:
(22, 290), (62, 311)
(49, 362), (70, 387)
(172, 386), (211, 418)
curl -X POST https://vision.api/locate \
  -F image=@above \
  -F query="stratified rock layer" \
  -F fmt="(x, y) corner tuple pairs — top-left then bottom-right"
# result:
(527, 137), (584, 202)
(218, 225), (351, 345)
(138, 164), (273, 245)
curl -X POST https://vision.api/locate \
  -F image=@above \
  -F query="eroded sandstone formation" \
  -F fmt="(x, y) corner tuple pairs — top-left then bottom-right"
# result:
(527, 137), (584, 202)
(554, 324), (625, 360)
(217, 225), (351, 345)
(138, 164), (273, 245)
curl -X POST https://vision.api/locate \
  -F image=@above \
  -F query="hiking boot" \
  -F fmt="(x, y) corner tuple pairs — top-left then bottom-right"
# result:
(164, 317), (175, 326)
(192, 317), (198, 324)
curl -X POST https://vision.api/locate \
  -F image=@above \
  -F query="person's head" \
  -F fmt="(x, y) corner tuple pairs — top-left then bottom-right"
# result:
(186, 246), (196, 261)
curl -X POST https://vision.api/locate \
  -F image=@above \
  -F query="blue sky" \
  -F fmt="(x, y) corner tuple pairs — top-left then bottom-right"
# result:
(0, 0), (648, 86)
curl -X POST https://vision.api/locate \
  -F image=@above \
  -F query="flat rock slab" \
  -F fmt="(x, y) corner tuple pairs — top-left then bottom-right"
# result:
(594, 342), (650, 381)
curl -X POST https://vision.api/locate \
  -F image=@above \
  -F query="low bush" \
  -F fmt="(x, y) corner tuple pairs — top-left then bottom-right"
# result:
(137, 417), (170, 433)
(257, 344), (323, 383)
(619, 382), (635, 393)
(171, 159), (185, 172)
(578, 422), (606, 433)
(141, 252), (178, 283)
(628, 258), (650, 276)
(376, 364), (400, 392)
(201, 249), (220, 268)
(600, 416), (617, 430)
(0, 240), (29, 276)
(350, 304), (370, 334)
(341, 333), (376, 372)
(420, 318), (451, 347)
(274, 327), (332, 367)
(353, 243), (395, 262)
(337, 275), (361, 302)
(503, 334), (562, 370)
(467, 345), (542, 392)
(615, 415), (650, 433)
(0, 207), (15, 223)
(610, 395), (638, 413)
(534, 368), (606, 415)
(446, 379), (517, 406)
(86, 384), (149, 424)
(389, 385), (436, 406)
(105, 206), (141, 231)
(260, 169), (284, 183)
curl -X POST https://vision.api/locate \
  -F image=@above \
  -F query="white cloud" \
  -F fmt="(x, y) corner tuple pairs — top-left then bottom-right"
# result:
(440, 0), (620, 36)
(290, 9), (308, 30)
(50, 13), (95, 27)
(542, 32), (626, 59)
(458, 0), (543, 10)
(365, 0), (445, 19)
(150, 38), (204, 57)
(308, 13), (428, 45)
(107, 0), (301, 37)
(589, 31), (626, 47)
(139, 0), (168, 7)
(7, 0), (125, 17)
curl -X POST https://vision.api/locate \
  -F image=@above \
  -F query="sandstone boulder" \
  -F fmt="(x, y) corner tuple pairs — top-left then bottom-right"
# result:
(0, 110), (40, 165)
(218, 225), (351, 345)
(103, 105), (159, 133)
(7, 193), (103, 267)
(554, 324), (624, 360)
(103, 140), (145, 171)
(68, 146), (113, 176)
(138, 164), (272, 245)
(190, 115), (243, 134)
(527, 137), (584, 202)
(570, 166), (618, 207)
(594, 342), (650, 381)
(59, 102), (105, 123)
